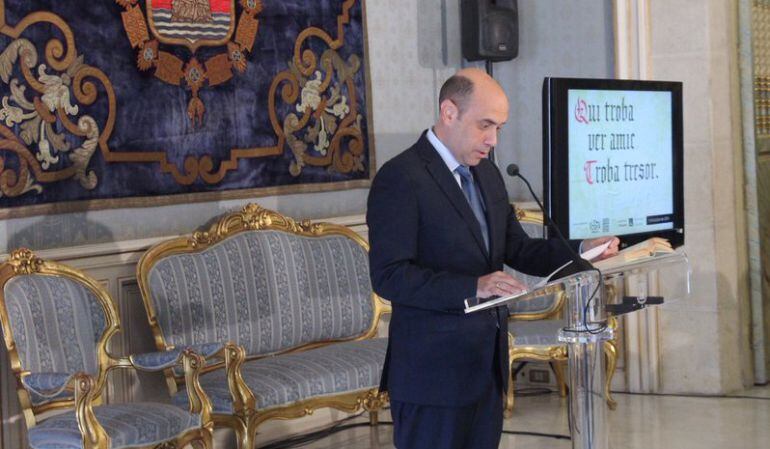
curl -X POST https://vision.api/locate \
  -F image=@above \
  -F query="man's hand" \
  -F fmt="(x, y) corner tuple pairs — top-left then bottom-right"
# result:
(582, 236), (620, 261)
(477, 271), (528, 299)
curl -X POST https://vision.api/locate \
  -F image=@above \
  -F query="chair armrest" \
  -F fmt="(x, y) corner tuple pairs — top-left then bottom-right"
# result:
(71, 373), (110, 448)
(128, 342), (225, 371)
(20, 372), (76, 399)
(21, 373), (110, 448)
(220, 342), (256, 415)
(112, 350), (213, 423)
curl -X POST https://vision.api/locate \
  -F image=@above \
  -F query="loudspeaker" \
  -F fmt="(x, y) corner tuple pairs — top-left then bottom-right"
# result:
(461, 0), (518, 62)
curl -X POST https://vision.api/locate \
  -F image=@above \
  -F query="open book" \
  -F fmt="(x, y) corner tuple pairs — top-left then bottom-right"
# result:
(464, 258), (581, 313)
(464, 242), (604, 313)
(593, 237), (673, 270)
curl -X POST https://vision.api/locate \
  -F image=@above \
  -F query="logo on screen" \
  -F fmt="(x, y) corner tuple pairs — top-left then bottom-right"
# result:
(590, 220), (601, 233)
(574, 98), (589, 124)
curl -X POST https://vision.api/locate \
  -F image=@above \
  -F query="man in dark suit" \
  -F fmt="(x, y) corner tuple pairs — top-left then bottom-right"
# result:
(366, 68), (618, 449)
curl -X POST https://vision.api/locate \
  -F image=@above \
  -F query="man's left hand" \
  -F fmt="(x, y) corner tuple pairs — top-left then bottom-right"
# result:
(582, 236), (620, 261)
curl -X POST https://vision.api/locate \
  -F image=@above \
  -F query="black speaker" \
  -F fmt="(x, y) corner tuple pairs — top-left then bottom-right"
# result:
(461, 0), (518, 62)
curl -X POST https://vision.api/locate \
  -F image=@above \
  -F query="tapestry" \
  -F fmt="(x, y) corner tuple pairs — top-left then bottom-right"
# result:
(0, 0), (374, 218)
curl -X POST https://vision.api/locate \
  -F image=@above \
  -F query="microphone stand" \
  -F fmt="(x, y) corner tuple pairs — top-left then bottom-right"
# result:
(506, 164), (605, 334)
(506, 164), (594, 277)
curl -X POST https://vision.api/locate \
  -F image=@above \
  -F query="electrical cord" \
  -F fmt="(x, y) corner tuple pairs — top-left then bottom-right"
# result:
(612, 390), (770, 401)
(502, 429), (571, 439)
(260, 390), (770, 447)
(258, 411), (376, 449)
(257, 407), (573, 448)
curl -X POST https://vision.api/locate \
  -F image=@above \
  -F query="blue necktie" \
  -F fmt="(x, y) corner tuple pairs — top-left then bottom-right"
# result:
(455, 165), (489, 251)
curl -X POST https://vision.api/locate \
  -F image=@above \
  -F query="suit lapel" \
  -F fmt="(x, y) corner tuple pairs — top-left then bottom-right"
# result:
(417, 136), (490, 259)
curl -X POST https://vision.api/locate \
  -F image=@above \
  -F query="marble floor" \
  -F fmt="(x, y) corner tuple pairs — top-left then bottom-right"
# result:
(255, 386), (770, 449)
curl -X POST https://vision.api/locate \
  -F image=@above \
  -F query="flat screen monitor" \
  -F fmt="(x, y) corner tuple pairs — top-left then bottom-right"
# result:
(542, 77), (684, 247)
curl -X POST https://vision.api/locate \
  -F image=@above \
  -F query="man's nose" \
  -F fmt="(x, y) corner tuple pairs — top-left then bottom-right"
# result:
(485, 130), (497, 147)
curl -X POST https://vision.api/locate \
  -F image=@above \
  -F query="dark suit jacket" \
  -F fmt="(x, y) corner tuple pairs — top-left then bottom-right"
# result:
(366, 131), (576, 407)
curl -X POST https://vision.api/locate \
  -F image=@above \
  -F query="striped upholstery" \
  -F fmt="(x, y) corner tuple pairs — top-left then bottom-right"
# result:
(508, 319), (566, 346)
(173, 338), (387, 414)
(28, 403), (201, 449)
(3, 275), (106, 405)
(506, 220), (559, 315)
(147, 230), (374, 357)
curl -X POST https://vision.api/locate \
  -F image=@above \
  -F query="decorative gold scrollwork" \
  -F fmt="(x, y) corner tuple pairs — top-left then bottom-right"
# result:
(0, 0), (370, 202)
(8, 248), (43, 274)
(361, 390), (389, 412)
(0, 8), (109, 199)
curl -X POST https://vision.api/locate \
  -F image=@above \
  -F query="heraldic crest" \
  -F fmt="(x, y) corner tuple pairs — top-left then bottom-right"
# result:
(116, 0), (261, 127)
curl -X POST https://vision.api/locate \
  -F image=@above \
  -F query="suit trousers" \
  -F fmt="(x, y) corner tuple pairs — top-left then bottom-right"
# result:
(390, 326), (505, 449)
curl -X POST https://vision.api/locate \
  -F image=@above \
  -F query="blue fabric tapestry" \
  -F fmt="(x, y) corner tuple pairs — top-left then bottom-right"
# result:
(0, 0), (373, 218)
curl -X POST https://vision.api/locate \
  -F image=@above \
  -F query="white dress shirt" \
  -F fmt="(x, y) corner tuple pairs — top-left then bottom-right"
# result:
(426, 128), (464, 188)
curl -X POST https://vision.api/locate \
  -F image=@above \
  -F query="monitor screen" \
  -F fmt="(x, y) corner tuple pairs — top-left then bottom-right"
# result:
(543, 77), (684, 247)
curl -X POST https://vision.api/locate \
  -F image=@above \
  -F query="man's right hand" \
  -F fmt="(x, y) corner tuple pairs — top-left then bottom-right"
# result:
(476, 271), (527, 299)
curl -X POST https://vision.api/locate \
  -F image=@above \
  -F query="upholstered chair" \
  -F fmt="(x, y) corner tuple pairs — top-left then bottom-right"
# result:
(0, 249), (214, 449)
(136, 204), (390, 449)
(505, 208), (618, 416)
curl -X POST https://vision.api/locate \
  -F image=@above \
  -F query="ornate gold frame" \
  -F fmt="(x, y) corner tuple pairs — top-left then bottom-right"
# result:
(505, 207), (618, 416)
(0, 249), (213, 449)
(136, 203), (390, 448)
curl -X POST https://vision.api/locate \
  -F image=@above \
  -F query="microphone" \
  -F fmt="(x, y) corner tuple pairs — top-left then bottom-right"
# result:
(507, 164), (607, 334)
(505, 163), (593, 278)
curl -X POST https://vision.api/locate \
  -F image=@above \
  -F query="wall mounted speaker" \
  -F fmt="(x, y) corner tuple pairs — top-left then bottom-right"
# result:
(461, 0), (519, 62)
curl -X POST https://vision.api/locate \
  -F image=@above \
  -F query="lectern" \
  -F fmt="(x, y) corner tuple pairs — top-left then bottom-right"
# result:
(466, 252), (690, 449)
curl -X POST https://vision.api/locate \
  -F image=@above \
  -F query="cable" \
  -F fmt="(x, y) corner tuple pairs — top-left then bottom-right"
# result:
(258, 412), (378, 449)
(513, 386), (560, 396)
(502, 430), (571, 440)
(612, 390), (770, 401)
(257, 408), (575, 448)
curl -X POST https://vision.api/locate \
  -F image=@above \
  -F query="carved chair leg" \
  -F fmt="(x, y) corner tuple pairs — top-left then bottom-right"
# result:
(551, 360), (568, 397)
(504, 354), (516, 418)
(232, 420), (252, 449)
(363, 390), (387, 426)
(604, 339), (618, 410)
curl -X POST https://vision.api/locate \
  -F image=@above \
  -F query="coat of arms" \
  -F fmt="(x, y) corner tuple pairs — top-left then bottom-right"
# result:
(147, 0), (235, 51)
(116, 0), (261, 126)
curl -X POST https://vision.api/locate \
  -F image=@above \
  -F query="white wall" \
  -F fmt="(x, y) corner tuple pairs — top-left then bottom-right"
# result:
(649, 0), (753, 393)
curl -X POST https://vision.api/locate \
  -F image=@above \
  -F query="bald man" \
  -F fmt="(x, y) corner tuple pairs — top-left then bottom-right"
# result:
(367, 69), (617, 448)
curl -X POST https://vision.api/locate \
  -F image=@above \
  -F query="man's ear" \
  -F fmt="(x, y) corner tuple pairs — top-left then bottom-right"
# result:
(439, 99), (458, 124)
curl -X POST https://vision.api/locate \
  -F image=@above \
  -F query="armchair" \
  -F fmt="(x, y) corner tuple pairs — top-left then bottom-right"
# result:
(505, 208), (618, 416)
(0, 249), (214, 449)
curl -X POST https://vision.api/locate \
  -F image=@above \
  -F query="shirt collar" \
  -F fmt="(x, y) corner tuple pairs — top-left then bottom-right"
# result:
(426, 128), (463, 174)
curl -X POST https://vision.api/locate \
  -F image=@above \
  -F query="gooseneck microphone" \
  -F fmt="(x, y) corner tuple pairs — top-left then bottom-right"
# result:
(506, 163), (606, 333)
(505, 163), (593, 277)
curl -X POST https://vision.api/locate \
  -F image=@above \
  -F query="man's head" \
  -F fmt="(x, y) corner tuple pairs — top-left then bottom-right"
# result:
(434, 68), (509, 166)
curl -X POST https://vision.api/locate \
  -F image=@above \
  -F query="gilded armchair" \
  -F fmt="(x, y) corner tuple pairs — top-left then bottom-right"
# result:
(505, 208), (618, 416)
(0, 249), (214, 449)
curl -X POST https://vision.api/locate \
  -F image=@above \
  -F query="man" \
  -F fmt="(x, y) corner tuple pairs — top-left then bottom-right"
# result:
(366, 68), (618, 449)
